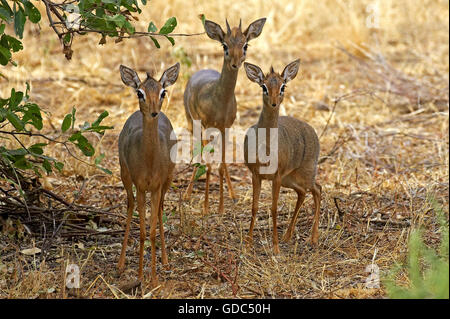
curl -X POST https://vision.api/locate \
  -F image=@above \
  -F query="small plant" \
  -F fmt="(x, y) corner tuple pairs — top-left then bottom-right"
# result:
(383, 201), (449, 299)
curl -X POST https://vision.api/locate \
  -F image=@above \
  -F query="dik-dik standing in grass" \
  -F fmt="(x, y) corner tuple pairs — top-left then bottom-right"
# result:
(117, 63), (180, 286)
(183, 18), (266, 214)
(243, 60), (322, 254)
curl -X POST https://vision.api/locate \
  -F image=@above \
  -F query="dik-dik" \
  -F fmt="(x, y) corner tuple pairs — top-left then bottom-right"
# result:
(183, 18), (266, 214)
(243, 60), (322, 254)
(117, 63), (180, 286)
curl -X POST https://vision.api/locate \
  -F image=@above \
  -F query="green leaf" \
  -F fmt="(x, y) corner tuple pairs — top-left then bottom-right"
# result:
(164, 35), (175, 46)
(141, 0), (147, 5)
(71, 107), (76, 130)
(0, 8), (12, 23)
(13, 5), (26, 39)
(61, 114), (72, 132)
(0, 23), (5, 34)
(148, 21), (157, 32)
(5, 35), (23, 52)
(22, 103), (42, 129)
(0, 45), (11, 65)
(194, 164), (207, 181)
(6, 111), (24, 130)
(92, 110), (108, 127)
(199, 14), (206, 26)
(14, 157), (31, 169)
(23, 1), (41, 23)
(9, 88), (23, 109)
(42, 159), (52, 173)
(63, 34), (71, 44)
(98, 166), (112, 175)
(159, 17), (177, 35)
(29, 143), (47, 155)
(54, 161), (64, 172)
(149, 36), (160, 48)
(94, 153), (105, 165)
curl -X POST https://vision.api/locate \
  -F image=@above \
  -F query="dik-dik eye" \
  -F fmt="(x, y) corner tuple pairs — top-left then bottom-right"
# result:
(262, 84), (268, 95)
(137, 89), (145, 100)
(243, 43), (248, 54)
(222, 43), (229, 55)
(159, 88), (166, 100)
(280, 84), (286, 95)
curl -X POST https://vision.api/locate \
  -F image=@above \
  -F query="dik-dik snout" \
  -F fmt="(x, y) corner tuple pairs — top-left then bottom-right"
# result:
(244, 59), (301, 110)
(119, 63), (180, 119)
(204, 18), (266, 71)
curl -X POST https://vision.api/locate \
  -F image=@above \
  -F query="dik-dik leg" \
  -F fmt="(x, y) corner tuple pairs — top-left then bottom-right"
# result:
(118, 167), (134, 273)
(149, 189), (162, 287)
(246, 174), (261, 245)
(271, 174), (282, 255)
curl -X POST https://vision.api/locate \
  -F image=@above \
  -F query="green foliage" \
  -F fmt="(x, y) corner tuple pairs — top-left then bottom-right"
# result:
(0, 87), (112, 177)
(384, 201), (449, 299)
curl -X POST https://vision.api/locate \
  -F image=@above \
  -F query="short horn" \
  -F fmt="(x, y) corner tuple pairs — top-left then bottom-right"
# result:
(239, 18), (242, 30)
(225, 19), (231, 35)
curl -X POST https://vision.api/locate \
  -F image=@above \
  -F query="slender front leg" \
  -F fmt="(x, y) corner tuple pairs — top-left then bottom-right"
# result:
(136, 191), (146, 281)
(282, 189), (306, 242)
(218, 162), (225, 214)
(150, 189), (162, 287)
(246, 174), (261, 245)
(118, 184), (134, 272)
(271, 174), (282, 255)
(203, 163), (211, 215)
(158, 187), (168, 266)
(311, 183), (322, 246)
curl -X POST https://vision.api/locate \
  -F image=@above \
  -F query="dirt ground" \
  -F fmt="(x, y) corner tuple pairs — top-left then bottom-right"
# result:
(0, 0), (448, 298)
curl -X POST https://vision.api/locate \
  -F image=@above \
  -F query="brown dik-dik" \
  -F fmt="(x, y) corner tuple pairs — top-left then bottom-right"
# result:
(117, 63), (180, 286)
(243, 60), (322, 254)
(183, 18), (266, 214)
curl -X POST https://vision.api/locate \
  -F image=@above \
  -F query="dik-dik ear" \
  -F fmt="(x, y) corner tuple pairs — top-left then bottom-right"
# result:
(160, 62), (180, 88)
(204, 20), (225, 42)
(244, 18), (266, 41)
(120, 65), (141, 89)
(281, 59), (300, 83)
(244, 62), (264, 85)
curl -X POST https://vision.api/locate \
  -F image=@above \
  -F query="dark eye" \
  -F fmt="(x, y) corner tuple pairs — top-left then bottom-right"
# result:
(160, 90), (166, 99)
(137, 90), (144, 100)
(280, 84), (285, 95)
(243, 43), (248, 53)
(262, 85), (268, 95)
(222, 43), (229, 55)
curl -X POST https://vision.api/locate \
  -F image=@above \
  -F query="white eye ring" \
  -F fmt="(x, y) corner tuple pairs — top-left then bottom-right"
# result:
(280, 84), (285, 95)
(262, 84), (268, 95)
(159, 88), (166, 100)
(137, 89), (145, 100)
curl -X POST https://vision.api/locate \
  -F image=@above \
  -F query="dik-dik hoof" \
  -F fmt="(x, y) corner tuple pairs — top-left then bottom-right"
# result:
(272, 245), (281, 255)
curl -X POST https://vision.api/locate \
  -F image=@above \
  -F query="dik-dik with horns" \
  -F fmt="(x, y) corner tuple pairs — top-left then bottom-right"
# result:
(117, 63), (180, 286)
(183, 18), (266, 214)
(243, 60), (322, 254)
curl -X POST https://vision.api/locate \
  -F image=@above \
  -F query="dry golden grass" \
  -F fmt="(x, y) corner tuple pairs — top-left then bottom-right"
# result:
(0, 0), (448, 298)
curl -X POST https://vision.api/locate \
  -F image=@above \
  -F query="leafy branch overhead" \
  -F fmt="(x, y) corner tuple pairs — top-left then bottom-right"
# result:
(0, 1), (198, 61)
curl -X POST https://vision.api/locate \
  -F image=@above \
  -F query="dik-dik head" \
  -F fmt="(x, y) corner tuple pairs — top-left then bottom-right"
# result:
(204, 18), (266, 70)
(119, 63), (180, 118)
(244, 59), (300, 109)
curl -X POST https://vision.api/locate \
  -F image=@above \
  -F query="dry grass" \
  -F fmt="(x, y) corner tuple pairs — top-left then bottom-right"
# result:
(0, 0), (448, 298)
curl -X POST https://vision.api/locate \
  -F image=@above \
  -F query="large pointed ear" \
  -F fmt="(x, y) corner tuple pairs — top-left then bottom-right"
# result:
(244, 62), (264, 85)
(281, 59), (300, 83)
(244, 18), (266, 41)
(204, 20), (225, 42)
(120, 65), (141, 89)
(160, 62), (180, 88)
